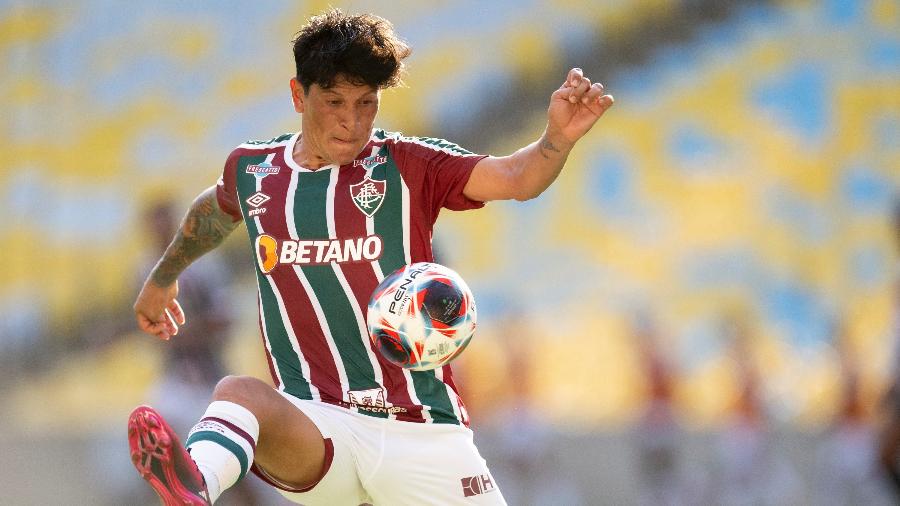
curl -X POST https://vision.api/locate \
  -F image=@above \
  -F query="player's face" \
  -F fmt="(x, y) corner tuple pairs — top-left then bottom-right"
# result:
(291, 77), (380, 167)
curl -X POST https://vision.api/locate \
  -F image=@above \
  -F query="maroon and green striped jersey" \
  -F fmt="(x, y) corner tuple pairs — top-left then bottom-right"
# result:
(216, 129), (486, 426)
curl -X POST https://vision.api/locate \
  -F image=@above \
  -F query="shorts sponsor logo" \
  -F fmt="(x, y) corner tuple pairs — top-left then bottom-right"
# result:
(254, 233), (383, 274)
(246, 162), (281, 179)
(348, 388), (385, 407)
(350, 177), (386, 217)
(346, 388), (408, 415)
(461, 474), (496, 498)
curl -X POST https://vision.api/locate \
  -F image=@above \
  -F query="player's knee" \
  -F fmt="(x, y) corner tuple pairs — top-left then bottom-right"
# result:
(212, 375), (271, 407)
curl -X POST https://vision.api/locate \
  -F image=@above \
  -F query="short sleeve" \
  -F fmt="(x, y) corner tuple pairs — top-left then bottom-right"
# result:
(392, 136), (487, 221)
(215, 150), (243, 222)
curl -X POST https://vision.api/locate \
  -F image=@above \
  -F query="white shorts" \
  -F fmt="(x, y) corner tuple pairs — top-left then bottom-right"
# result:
(254, 392), (506, 506)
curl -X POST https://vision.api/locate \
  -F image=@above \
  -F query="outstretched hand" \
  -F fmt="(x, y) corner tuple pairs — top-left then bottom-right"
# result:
(134, 279), (185, 340)
(547, 68), (614, 145)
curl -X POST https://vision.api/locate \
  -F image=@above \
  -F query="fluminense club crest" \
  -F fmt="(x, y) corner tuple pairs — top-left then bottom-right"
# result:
(350, 177), (386, 217)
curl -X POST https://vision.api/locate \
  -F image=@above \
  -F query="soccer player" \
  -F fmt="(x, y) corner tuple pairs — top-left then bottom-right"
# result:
(128, 9), (613, 506)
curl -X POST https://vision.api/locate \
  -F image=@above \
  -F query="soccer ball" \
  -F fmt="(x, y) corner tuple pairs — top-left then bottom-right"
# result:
(366, 262), (476, 371)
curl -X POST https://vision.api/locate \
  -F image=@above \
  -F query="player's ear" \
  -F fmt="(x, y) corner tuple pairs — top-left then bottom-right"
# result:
(290, 78), (305, 113)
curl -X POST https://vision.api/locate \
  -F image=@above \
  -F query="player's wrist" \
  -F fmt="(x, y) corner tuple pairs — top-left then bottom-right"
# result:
(539, 128), (575, 157)
(148, 260), (181, 288)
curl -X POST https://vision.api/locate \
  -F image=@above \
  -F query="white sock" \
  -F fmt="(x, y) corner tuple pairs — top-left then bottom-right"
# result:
(196, 465), (221, 502)
(186, 401), (260, 504)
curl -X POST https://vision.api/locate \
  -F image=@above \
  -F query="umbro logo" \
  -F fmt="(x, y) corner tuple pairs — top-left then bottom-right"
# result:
(246, 192), (270, 208)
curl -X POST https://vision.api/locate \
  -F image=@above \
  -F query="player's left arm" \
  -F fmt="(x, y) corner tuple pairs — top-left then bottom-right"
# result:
(463, 68), (614, 202)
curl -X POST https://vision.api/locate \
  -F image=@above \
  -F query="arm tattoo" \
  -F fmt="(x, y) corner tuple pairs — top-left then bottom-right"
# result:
(539, 137), (562, 159)
(150, 189), (240, 286)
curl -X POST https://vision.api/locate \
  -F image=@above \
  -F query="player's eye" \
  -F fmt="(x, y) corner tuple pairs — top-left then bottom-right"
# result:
(328, 100), (342, 106)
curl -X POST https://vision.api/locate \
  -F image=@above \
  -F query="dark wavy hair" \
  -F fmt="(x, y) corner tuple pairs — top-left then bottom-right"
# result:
(292, 9), (411, 93)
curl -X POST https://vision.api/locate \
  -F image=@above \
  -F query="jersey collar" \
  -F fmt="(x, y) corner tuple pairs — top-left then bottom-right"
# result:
(282, 131), (339, 173)
(283, 130), (382, 172)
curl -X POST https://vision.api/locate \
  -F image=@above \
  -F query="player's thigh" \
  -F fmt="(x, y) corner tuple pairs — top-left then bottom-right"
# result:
(268, 436), (369, 506)
(270, 395), (371, 506)
(213, 376), (325, 487)
(367, 425), (506, 506)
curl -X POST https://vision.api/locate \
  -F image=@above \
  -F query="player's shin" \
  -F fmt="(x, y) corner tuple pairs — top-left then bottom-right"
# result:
(186, 401), (260, 504)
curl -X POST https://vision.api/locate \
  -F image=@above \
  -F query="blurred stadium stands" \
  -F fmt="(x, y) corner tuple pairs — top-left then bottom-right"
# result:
(1, 0), (898, 504)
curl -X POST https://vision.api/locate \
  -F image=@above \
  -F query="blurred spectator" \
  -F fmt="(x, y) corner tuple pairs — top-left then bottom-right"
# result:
(140, 198), (231, 389)
(631, 312), (689, 506)
(139, 197), (263, 505)
(878, 200), (900, 501)
(0, 291), (46, 377)
(711, 316), (802, 505)
(816, 323), (892, 505)
(482, 309), (585, 506)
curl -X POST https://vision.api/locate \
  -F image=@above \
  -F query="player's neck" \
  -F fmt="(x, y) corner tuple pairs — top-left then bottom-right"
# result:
(292, 134), (333, 170)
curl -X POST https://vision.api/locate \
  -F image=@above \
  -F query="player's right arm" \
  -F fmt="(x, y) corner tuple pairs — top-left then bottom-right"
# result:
(463, 68), (613, 202)
(134, 186), (241, 340)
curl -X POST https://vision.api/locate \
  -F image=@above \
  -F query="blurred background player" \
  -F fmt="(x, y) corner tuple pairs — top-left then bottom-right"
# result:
(879, 200), (900, 500)
(476, 308), (585, 506)
(631, 312), (689, 506)
(141, 197), (230, 407)
(712, 315), (802, 505)
(815, 320), (888, 505)
(139, 196), (265, 505)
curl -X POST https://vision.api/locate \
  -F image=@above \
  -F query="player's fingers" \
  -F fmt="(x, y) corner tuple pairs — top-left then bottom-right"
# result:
(552, 87), (574, 105)
(168, 299), (186, 325)
(555, 81), (591, 104)
(136, 312), (151, 329)
(567, 76), (592, 104)
(552, 85), (573, 100)
(555, 67), (583, 95)
(586, 94), (614, 114)
(153, 325), (172, 341)
(566, 67), (584, 88)
(137, 312), (162, 332)
(137, 313), (171, 340)
(580, 82), (606, 105)
(164, 308), (179, 336)
(596, 94), (615, 113)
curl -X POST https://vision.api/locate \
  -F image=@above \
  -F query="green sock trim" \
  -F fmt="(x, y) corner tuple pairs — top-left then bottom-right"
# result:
(186, 431), (249, 479)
